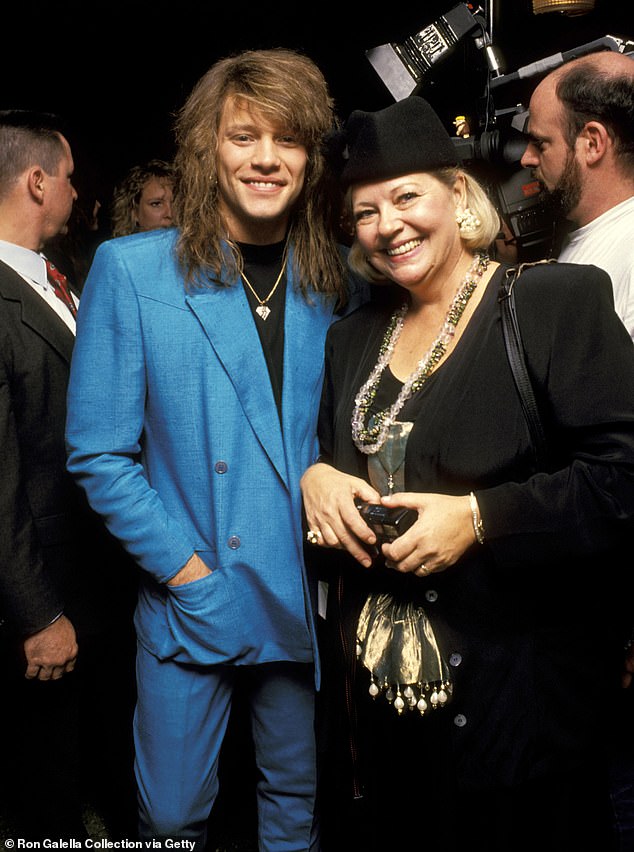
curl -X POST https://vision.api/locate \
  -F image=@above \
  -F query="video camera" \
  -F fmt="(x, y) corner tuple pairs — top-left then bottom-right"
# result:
(365, 3), (634, 260)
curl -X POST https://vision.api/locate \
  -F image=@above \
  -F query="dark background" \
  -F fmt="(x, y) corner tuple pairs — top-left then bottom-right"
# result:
(0, 2), (631, 845)
(3, 0), (632, 213)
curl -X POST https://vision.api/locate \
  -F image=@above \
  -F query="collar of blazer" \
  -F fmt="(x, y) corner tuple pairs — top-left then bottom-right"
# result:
(185, 256), (336, 492)
(0, 258), (74, 363)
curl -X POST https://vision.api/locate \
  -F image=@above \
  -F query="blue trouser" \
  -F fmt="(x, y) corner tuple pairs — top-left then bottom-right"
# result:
(134, 643), (319, 851)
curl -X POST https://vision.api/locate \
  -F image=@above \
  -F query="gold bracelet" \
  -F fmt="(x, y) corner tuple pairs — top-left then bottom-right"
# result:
(469, 491), (485, 545)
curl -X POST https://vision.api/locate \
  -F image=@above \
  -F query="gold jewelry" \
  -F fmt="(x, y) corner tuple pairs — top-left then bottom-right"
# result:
(306, 530), (321, 545)
(242, 256), (288, 321)
(469, 491), (485, 544)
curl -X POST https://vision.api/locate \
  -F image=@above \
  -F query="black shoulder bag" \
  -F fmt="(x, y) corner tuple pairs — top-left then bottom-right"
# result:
(498, 262), (553, 469)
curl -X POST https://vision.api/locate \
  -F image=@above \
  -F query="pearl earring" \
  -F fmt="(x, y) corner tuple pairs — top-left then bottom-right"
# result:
(456, 207), (481, 234)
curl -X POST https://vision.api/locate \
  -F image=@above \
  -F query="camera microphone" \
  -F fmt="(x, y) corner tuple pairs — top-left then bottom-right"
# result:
(489, 35), (628, 90)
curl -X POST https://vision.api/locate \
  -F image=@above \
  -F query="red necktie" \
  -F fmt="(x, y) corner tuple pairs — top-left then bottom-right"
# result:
(45, 259), (77, 319)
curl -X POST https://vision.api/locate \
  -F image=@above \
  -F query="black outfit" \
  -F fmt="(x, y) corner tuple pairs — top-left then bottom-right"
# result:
(0, 259), (138, 839)
(239, 239), (287, 413)
(313, 262), (634, 851)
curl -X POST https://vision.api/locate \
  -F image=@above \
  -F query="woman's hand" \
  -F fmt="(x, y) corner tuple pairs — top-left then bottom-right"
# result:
(380, 491), (478, 577)
(301, 463), (381, 567)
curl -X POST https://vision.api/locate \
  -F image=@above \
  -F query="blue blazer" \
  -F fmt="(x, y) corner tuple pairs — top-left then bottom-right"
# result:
(66, 228), (366, 677)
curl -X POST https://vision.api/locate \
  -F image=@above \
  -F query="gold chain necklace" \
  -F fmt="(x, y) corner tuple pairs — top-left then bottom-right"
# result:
(241, 257), (288, 321)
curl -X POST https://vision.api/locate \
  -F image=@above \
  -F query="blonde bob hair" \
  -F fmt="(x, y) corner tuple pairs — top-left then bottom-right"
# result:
(346, 167), (501, 283)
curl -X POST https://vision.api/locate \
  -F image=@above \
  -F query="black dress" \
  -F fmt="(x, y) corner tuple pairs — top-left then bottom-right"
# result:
(313, 262), (634, 851)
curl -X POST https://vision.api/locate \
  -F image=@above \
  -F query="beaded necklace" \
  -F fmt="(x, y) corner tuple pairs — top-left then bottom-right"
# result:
(351, 252), (489, 454)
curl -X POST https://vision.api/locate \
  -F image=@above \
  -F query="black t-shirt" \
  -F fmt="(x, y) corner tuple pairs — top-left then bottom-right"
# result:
(238, 240), (287, 417)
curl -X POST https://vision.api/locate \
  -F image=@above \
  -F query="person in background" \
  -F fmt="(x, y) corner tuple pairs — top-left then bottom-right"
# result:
(521, 49), (634, 849)
(521, 50), (634, 339)
(0, 110), (137, 840)
(111, 158), (175, 237)
(46, 155), (112, 291)
(300, 95), (634, 852)
(65, 48), (367, 850)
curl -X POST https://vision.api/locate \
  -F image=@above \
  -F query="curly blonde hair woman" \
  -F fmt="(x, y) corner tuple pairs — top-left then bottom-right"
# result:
(111, 158), (175, 237)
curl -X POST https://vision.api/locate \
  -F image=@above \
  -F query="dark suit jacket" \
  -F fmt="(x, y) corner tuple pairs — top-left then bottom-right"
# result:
(0, 258), (136, 638)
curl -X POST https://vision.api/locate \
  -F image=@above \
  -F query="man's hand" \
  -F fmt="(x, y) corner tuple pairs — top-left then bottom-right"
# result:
(167, 552), (212, 587)
(23, 615), (78, 681)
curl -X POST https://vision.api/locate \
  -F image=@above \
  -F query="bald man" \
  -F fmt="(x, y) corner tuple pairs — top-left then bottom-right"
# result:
(521, 50), (634, 338)
(523, 50), (634, 851)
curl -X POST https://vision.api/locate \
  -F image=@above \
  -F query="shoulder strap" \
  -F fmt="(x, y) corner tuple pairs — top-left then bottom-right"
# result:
(498, 262), (549, 468)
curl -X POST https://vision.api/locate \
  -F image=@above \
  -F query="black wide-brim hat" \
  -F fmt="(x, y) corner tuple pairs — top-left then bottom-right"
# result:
(330, 96), (459, 188)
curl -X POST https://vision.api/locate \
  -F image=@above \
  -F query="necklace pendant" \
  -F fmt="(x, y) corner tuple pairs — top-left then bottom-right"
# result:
(256, 305), (271, 321)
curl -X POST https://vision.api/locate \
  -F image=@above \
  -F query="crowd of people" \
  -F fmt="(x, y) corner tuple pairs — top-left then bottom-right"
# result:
(0, 39), (633, 852)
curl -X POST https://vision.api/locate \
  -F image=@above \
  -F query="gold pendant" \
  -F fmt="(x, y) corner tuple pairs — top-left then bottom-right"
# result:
(256, 305), (271, 320)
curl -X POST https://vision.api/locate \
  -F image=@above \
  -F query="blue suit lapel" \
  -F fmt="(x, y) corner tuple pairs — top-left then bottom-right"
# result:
(186, 277), (290, 488)
(186, 251), (338, 494)
(281, 278), (336, 490)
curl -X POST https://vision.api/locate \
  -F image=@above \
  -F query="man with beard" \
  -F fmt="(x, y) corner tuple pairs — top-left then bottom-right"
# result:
(521, 50), (634, 339)
(523, 48), (634, 852)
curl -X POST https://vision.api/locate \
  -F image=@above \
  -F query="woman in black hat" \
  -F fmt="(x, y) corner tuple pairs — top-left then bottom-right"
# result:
(302, 96), (634, 851)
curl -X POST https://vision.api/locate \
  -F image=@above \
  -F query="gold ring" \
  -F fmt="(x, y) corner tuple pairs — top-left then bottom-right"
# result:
(306, 530), (321, 545)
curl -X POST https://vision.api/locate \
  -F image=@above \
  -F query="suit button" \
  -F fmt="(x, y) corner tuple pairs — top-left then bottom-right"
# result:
(453, 714), (467, 727)
(227, 535), (241, 549)
(425, 589), (438, 603)
(449, 653), (462, 667)
(214, 461), (228, 474)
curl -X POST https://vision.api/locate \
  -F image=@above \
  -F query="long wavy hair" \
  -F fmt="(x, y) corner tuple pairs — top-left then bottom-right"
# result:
(173, 48), (347, 302)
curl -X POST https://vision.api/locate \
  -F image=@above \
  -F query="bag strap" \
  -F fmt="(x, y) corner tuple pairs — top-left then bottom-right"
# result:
(498, 262), (550, 468)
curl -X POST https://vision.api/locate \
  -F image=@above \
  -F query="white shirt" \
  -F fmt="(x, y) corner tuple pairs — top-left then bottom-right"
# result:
(0, 239), (77, 333)
(558, 196), (634, 341)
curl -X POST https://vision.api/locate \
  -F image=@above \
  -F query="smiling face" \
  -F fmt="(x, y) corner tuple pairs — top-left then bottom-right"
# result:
(351, 171), (466, 295)
(215, 96), (309, 244)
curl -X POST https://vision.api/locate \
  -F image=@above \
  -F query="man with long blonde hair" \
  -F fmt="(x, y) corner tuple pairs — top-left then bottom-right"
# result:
(66, 49), (366, 850)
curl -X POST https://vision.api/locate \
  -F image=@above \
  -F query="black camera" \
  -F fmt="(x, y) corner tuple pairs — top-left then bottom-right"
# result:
(355, 499), (417, 544)
(365, 3), (633, 262)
